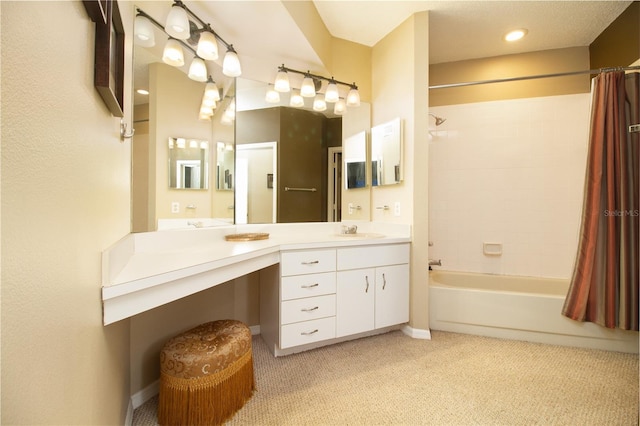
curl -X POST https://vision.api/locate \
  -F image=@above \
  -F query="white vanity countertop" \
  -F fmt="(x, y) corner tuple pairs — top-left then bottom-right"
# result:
(101, 221), (411, 325)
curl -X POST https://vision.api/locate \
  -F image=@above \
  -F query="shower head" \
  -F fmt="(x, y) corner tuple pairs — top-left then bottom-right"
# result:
(429, 113), (446, 126)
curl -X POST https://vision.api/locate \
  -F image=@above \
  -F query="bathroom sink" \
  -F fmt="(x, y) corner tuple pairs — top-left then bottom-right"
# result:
(334, 232), (385, 239)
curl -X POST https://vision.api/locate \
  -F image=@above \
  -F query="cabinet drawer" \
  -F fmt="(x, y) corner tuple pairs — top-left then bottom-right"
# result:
(281, 317), (336, 349)
(337, 244), (409, 270)
(281, 272), (336, 301)
(281, 249), (336, 276)
(281, 294), (336, 325)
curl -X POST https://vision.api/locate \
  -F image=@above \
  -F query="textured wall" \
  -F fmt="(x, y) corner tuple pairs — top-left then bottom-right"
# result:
(1, 1), (132, 423)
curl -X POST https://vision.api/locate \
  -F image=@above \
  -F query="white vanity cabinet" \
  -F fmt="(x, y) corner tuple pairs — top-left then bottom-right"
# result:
(336, 244), (410, 337)
(259, 242), (410, 356)
(260, 248), (337, 355)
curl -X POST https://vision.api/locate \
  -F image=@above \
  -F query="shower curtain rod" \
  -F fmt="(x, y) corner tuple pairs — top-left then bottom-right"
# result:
(429, 65), (640, 89)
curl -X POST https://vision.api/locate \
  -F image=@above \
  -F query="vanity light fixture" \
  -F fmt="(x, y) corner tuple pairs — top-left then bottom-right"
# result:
(289, 91), (304, 108)
(222, 46), (242, 77)
(203, 76), (221, 101)
(265, 87), (280, 103)
(162, 38), (185, 67)
(196, 27), (218, 60)
(134, 14), (155, 47)
(164, 1), (190, 39)
(136, 89), (150, 95)
(504, 28), (528, 42)
(135, 3), (242, 79)
(300, 74), (317, 98)
(188, 57), (208, 82)
(270, 64), (360, 111)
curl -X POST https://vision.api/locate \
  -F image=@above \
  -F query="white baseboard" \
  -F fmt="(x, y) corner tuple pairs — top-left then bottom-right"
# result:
(402, 325), (432, 340)
(124, 399), (134, 426)
(131, 379), (159, 410)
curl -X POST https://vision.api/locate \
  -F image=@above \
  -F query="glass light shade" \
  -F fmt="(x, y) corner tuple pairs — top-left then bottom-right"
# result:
(199, 112), (212, 121)
(265, 88), (280, 103)
(165, 4), (190, 40)
(162, 39), (184, 67)
(300, 76), (316, 97)
(200, 141), (208, 149)
(346, 87), (360, 107)
(313, 94), (326, 112)
(289, 92), (304, 108)
(204, 81), (220, 101)
(202, 97), (216, 108)
(222, 49), (242, 77)
(196, 31), (218, 60)
(189, 140), (198, 148)
(176, 138), (186, 148)
(188, 57), (208, 82)
(274, 70), (290, 92)
(134, 15), (155, 47)
(325, 81), (339, 103)
(200, 106), (214, 116)
(333, 99), (347, 115)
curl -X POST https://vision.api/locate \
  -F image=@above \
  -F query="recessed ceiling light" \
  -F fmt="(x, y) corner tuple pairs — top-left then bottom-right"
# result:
(504, 29), (528, 42)
(137, 89), (150, 95)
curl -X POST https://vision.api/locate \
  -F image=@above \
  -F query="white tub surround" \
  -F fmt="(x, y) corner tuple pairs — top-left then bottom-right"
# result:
(102, 222), (410, 326)
(429, 270), (639, 353)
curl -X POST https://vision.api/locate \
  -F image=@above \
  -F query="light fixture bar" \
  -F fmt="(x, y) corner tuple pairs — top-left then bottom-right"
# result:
(278, 64), (358, 91)
(136, 5), (239, 63)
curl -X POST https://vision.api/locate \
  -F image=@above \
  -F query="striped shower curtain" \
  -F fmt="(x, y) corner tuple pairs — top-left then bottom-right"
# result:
(562, 71), (639, 331)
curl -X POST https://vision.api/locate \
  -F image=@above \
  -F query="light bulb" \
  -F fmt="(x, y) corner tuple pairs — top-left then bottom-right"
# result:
(274, 70), (290, 92)
(204, 80), (220, 101)
(162, 39), (184, 67)
(265, 88), (280, 103)
(165, 4), (190, 40)
(346, 87), (360, 107)
(289, 92), (304, 108)
(134, 15), (155, 47)
(188, 57), (207, 82)
(325, 80), (339, 103)
(222, 48), (242, 77)
(333, 99), (346, 115)
(313, 94), (326, 112)
(300, 76), (316, 97)
(196, 30), (218, 60)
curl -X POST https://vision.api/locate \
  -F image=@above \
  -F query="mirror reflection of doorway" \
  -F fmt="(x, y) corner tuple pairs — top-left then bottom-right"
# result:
(328, 147), (342, 222)
(235, 142), (277, 224)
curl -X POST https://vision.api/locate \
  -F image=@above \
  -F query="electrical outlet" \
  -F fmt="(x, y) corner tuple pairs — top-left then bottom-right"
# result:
(171, 202), (180, 213)
(394, 202), (401, 216)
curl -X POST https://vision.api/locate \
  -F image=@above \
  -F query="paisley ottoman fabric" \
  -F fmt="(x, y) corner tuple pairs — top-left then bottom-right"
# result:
(158, 320), (255, 425)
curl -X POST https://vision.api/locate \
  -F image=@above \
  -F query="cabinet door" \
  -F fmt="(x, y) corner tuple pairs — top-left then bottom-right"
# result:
(375, 264), (409, 329)
(336, 268), (375, 337)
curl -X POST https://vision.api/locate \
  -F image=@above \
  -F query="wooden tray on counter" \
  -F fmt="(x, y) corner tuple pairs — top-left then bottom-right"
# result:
(224, 233), (270, 242)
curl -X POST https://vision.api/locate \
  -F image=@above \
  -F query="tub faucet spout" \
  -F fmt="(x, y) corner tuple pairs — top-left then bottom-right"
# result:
(429, 259), (442, 267)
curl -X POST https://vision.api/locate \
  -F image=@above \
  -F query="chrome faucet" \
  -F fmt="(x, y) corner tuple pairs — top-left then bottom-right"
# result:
(428, 259), (442, 266)
(187, 220), (203, 228)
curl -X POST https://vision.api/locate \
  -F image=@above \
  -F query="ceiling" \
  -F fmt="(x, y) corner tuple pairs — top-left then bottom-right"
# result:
(313, 0), (633, 64)
(133, 1), (633, 103)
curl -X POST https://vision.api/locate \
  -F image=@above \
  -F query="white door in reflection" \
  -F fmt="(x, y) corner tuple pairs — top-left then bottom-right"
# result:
(235, 142), (277, 224)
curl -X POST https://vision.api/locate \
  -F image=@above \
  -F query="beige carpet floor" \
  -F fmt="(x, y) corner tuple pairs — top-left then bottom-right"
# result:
(133, 330), (638, 425)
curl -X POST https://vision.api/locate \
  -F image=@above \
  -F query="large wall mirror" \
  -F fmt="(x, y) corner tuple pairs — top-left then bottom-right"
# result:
(130, 4), (372, 231)
(131, 3), (235, 232)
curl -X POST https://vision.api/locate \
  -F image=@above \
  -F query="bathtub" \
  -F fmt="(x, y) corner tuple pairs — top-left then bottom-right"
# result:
(429, 270), (638, 353)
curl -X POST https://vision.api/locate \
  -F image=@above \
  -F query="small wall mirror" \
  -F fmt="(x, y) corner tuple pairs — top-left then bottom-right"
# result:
(344, 130), (367, 189)
(168, 137), (209, 190)
(216, 142), (234, 191)
(371, 117), (403, 186)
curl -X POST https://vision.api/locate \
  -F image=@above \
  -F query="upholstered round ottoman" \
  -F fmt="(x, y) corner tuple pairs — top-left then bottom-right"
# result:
(158, 320), (255, 426)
